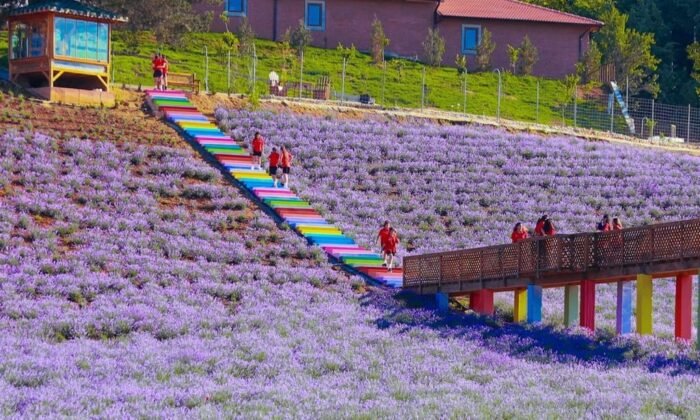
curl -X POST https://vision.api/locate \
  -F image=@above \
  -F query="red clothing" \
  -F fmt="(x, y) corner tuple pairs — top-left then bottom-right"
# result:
(534, 221), (545, 236)
(268, 151), (280, 167)
(378, 227), (391, 246)
(252, 136), (264, 153)
(383, 235), (399, 253)
(613, 224), (622, 231)
(601, 222), (611, 232)
(162, 59), (169, 75)
(280, 150), (292, 167)
(153, 57), (165, 71)
(511, 230), (529, 243)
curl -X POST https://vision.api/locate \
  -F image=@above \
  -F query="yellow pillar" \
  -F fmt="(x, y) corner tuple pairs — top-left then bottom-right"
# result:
(636, 274), (653, 335)
(514, 288), (527, 322)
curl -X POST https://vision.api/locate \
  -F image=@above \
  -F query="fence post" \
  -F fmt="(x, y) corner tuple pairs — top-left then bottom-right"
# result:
(610, 98), (615, 133)
(204, 46), (209, 93)
(341, 57), (346, 104)
(573, 83), (578, 128)
(381, 61), (386, 106)
(494, 69), (502, 123)
(536, 80), (540, 123)
(227, 49), (231, 95)
(421, 66), (426, 111)
(252, 44), (257, 96)
(688, 104), (692, 143)
(651, 99), (655, 137)
(463, 70), (468, 116)
(299, 50), (304, 99)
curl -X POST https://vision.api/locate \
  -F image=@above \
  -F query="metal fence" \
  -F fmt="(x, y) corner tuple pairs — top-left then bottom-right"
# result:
(125, 46), (700, 144)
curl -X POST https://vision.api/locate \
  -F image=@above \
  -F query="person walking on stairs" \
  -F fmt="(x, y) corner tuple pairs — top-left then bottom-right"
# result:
(384, 228), (400, 271)
(279, 145), (293, 188)
(268, 147), (280, 188)
(511, 222), (529, 243)
(377, 221), (391, 266)
(251, 132), (265, 170)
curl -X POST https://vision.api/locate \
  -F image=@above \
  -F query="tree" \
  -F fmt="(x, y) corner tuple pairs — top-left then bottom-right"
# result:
(236, 16), (256, 57)
(422, 28), (445, 66)
(337, 43), (357, 62)
(517, 35), (539, 75)
(289, 19), (312, 57)
(475, 29), (496, 71)
(689, 42), (700, 96)
(455, 54), (468, 75)
(596, 6), (659, 96)
(506, 45), (520, 73)
(576, 40), (602, 84)
(371, 16), (390, 65)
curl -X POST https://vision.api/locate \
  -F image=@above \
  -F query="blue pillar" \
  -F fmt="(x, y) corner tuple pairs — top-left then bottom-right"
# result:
(616, 281), (633, 335)
(526, 284), (543, 323)
(436, 292), (449, 314)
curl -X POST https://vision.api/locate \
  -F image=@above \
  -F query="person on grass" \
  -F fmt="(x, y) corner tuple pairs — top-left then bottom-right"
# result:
(384, 228), (400, 271)
(511, 222), (529, 243)
(162, 54), (169, 90)
(152, 54), (164, 90)
(268, 147), (280, 188)
(251, 132), (265, 170)
(279, 145), (293, 187)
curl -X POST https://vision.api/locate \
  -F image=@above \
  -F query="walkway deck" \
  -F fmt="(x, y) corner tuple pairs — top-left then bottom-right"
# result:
(145, 90), (403, 288)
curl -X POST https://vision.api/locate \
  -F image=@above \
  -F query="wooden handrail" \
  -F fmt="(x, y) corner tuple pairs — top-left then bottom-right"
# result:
(403, 218), (700, 292)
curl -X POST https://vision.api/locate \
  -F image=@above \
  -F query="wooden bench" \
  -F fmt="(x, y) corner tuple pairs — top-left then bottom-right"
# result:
(166, 72), (200, 93)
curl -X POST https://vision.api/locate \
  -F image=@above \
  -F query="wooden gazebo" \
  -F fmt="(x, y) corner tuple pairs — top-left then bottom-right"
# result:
(8, 0), (126, 106)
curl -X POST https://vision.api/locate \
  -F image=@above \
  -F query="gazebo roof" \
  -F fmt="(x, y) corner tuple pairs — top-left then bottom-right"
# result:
(10, 0), (128, 22)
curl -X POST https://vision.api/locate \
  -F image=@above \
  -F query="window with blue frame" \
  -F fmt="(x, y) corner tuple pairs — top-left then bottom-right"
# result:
(305, 1), (325, 31)
(461, 25), (481, 54)
(54, 17), (109, 62)
(227, 0), (246, 16)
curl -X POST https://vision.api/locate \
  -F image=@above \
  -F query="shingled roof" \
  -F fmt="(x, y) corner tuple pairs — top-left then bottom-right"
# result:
(10, 0), (127, 22)
(438, 0), (603, 26)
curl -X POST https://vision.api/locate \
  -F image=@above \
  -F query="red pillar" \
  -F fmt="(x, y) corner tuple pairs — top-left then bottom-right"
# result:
(469, 290), (494, 315)
(580, 281), (596, 331)
(675, 274), (693, 341)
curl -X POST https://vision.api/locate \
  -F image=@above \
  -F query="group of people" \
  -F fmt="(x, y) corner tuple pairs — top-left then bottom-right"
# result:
(377, 221), (400, 271)
(511, 214), (623, 243)
(249, 132), (293, 188)
(152, 53), (169, 91)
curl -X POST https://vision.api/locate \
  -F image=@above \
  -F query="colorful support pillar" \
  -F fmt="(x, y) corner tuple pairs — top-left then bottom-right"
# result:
(636, 274), (653, 335)
(436, 292), (449, 314)
(526, 284), (542, 323)
(616, 282), (633, 335)
(564, 285), (579, 328)
(469, 289), (494, 316)
(675, 273), (692, 341)
(580, 281), (596, 331)
(513, 288), (527, 322)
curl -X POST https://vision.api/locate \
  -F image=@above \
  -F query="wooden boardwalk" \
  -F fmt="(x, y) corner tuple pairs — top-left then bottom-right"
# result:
(403, 218), (700, 342)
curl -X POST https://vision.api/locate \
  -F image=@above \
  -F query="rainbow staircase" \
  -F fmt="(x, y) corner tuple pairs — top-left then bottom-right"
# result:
(145, 90), (403, 288)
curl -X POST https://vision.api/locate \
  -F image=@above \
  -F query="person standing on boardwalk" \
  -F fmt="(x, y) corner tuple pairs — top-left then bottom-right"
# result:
(543, 218), (556, 236)
(384, 228), (400, 271)
(279, 145), (293, 187)
(511, 222), (529, 243)
(377, 221), (391, 266)
(268, 147), (280, 188)
(597, 214), (611, 232)
(251, 132), (265, 170)
(612, 217), (623, 230)
(534, 215), (547, 236)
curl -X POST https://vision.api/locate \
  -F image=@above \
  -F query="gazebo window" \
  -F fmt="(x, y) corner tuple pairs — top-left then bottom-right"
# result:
(55, 17), (109, 62)
(11, 21), (47, 59)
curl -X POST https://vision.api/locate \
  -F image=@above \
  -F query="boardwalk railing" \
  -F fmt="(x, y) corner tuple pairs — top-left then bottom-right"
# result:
(403, 218), (700, 294)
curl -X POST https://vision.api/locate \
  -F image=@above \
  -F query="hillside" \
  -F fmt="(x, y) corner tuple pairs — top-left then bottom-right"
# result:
(1, 95), (700, 416)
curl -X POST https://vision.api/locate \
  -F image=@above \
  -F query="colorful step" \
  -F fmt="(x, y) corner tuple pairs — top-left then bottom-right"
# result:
(146, 90), (402, 288)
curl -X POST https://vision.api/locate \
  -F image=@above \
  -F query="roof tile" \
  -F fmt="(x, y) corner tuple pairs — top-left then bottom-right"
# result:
(438, 0), (603, 26)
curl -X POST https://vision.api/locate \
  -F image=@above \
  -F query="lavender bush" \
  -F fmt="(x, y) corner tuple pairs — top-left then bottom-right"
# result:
(2, 129), (700, 417)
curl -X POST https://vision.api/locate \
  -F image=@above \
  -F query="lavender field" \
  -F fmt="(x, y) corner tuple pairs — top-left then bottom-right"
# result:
(1, 126), (700, 417)
(219, 109), (700, 338)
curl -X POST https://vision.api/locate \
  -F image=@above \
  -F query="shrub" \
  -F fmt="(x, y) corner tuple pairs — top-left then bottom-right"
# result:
(517, 35), (539, 75)
(476, 29), (496, 71)
(422, 28), (445, 66)
(371, 16), (390, 65)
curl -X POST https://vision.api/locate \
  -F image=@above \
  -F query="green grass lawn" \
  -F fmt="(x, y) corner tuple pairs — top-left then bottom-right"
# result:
(0, 31), (570, 124)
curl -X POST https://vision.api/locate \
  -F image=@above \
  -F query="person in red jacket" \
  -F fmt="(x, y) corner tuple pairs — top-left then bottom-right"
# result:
(268, 146), (280, 188)
(511, 222), (529, 243)
(279, 145), (293, 187)
(152, 53), (164, 90)
(377, 220), (391, 265)
(597, 214), (611, 232)
(251, 132), (265, 169)
(612, 217), (623, 230)
(534, 215), (547, 236)
(543, 218), (556, 236)
(383, 228), (400, 271)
